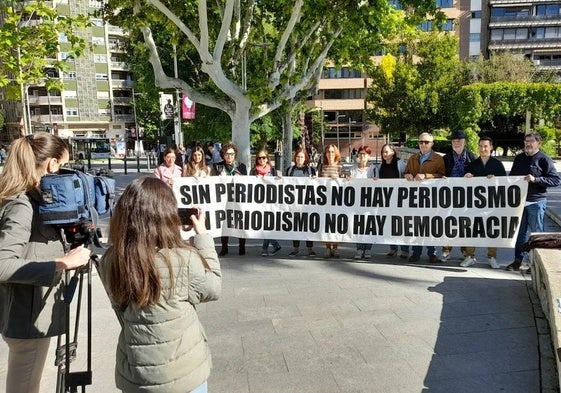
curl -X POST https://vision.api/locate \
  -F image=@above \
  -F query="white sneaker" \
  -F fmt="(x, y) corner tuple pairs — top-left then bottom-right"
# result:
(354, 251), (363, 260)
(488, 257), (500, 269)
(364, 250), (372, 259)
(440, 252), (450, 262)
(460, 256), (476, 267)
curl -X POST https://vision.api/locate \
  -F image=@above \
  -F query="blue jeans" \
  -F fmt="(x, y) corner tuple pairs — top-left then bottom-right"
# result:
(262, 239), (280, 251)
(515, 200), (546, 260)
(390, 244), (409, 253)
(412, 246), (436, 257)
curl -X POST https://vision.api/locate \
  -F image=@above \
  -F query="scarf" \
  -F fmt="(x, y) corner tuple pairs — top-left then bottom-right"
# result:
(256, 164), (271, 176)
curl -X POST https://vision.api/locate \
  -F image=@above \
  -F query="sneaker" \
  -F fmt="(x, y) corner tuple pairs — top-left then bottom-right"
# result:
(332, 249), (340, 258)
(488, 257), (500, 269)
(354, 251), (363, 260)
(288, 250), (299, 257)
(219, 248), (228, 257)
(440, 252), (450, 262)
(308, 251), (316, 258)
(270, 245), (282, 256)
(399, 251), (409, 259)
(386, 249), (397, 257)
(324, 250), (332, 258)
(460, 256), (476, 267)
(364, 250), (372, 259)
(506, 259), (522, 271)
(261, 251), (269, 257)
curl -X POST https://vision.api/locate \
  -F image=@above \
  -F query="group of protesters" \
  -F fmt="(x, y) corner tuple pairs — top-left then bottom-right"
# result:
(155, 131), (561, 271)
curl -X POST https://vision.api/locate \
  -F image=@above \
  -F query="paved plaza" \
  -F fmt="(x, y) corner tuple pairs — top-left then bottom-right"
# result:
(0, 164), (560, 392)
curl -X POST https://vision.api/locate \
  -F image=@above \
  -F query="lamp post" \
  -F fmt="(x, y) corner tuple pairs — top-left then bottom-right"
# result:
(336, 113), (345, 153)
(132, 88), (140, 172)
(348, 118), (356, 161)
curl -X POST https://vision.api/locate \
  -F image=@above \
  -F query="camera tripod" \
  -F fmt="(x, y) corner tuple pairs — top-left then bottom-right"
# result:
(54, 222), (104, 393)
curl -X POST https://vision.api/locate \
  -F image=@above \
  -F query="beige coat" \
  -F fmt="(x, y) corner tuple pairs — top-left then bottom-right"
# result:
(98, 233), (221, 393)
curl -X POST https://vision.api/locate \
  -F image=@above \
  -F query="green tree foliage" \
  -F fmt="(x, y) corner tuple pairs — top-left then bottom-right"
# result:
(0, 0), (89, 133)
(0, 0), (89, 92)
(99, 0), (439, 167)
(366, 30), (460, 140)
(459, 52), (555, 84)
(455, 82), (561, 154)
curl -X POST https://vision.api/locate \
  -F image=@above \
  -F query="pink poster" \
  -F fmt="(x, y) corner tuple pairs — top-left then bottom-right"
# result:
(182, 93), (196, 120)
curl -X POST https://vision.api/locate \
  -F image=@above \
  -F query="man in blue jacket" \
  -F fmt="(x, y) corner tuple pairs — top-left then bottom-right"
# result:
(507, 132), (561, 271)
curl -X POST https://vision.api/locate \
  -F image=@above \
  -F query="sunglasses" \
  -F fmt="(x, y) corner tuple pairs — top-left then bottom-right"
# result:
(418, 141), (432, 145)
(257, 156), (267, 160)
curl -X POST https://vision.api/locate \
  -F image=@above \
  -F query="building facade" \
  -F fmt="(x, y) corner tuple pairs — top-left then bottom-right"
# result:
(0, 0), (134, 144)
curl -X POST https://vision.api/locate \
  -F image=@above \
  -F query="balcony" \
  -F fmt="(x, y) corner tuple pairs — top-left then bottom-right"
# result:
(111, 79), (133, 88)
(107, 25), (124, 35)
(30, 114), (64, 123)
(491, 0), (559, 4)
(112, 97), (132, 105)
(489, 37), (561, 50)
(28, 96), (63, 105)
(489, 14), (561, 28)
(110, 61), (130, 70)
(114, 114), (135, 122)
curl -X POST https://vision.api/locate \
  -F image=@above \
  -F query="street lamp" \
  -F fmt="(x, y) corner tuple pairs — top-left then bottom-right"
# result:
(348, 118), (356, 161)
(132, 88), (141, 172)
(336, 113), (345, 153)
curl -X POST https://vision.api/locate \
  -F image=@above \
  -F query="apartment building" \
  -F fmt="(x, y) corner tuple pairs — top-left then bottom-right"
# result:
(307, 0), (561, 157)
(0, 0), (134, 143)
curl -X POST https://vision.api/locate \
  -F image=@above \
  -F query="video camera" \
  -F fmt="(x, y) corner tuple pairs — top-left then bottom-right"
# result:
(39, 167), (116, 249)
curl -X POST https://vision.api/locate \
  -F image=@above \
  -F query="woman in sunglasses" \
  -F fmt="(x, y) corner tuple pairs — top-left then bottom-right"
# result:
(250, 150), (282, 257)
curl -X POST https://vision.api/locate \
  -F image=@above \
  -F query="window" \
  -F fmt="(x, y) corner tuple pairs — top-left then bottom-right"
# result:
(92, 36), (105, 45)
(66, 108), (79, 116)
(324, 89), (364, 99)
(62, 71), (76, 79)
(96, 73), (108, 80)
(58, 33), (68, 43)
(441, 19), (454, 31)
(59, 52), (75, 62)
(64, 90), (77, 98)
(91, 18), (104, 27)
(536, 4), (561, 16)
(94, 54), (107, 63)
(436, 0), (453, 8)
(97, 91), (109, 99)
(471, 11), (482, 18)
(322, 67), (362, 79)
(470, 33), (481, 41)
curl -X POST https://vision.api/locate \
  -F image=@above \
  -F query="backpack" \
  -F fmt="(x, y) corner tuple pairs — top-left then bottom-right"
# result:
(39, 168), (116, 226)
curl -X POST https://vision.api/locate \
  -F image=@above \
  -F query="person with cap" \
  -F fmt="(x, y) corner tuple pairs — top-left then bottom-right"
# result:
(439, 130), (477, 266)
(404, 132), (445, 263)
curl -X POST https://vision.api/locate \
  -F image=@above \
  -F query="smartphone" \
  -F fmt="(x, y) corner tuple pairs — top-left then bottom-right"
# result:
(178, 208), (199, 225)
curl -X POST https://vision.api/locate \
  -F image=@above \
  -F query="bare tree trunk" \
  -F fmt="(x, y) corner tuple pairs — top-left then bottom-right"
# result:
(281, 104), (294, 173)
(231, 101), (252, 168)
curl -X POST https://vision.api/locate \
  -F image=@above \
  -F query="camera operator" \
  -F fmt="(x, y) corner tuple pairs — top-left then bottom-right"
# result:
(0, 132), (90, 393)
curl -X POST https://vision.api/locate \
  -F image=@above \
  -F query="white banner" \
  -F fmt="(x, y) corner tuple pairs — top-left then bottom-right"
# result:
(173, 176), (528, 247)
(160, 93), (174, 120)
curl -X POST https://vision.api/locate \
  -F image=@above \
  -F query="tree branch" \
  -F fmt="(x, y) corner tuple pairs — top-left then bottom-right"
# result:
(213, 0), (235, 60)
(272, 0), (303, 74)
